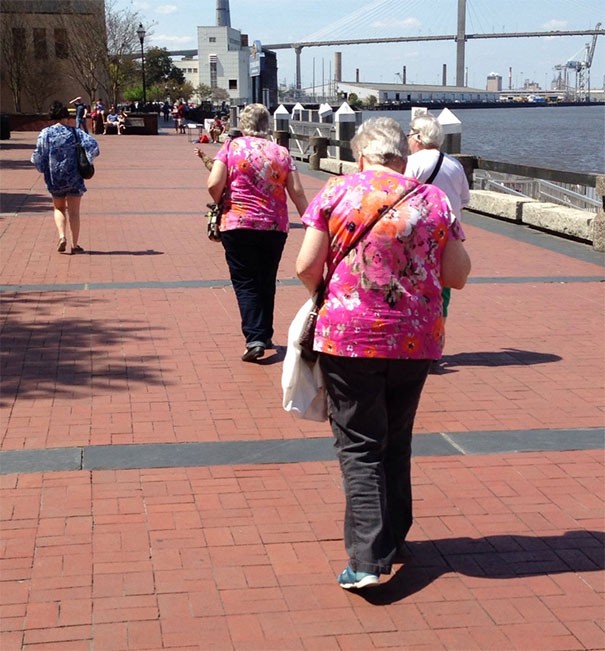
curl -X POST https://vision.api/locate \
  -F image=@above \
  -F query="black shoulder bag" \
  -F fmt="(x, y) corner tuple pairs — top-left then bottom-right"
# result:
(71, 127), (95, 179)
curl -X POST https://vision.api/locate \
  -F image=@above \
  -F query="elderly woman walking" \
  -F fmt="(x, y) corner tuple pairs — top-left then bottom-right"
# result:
(295, 117), (471, 589)
(207, 103), (308, 361)
(31, 100), (100, 254)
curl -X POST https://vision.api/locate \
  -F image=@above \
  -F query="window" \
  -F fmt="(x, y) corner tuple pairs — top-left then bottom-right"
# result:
(229, 79), (237, 90)
(54, 28), (68, 59)
(209, 54), (217, 88)
(11, 28), (26, 56)
(33, 28), (47, 59)
(209, 37), (216, 43)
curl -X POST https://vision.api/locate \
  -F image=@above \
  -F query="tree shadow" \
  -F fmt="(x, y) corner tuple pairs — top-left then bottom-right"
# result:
(357, 530), (604, 604)
(434, 348), (562, 374)
(0, 293), (168, 406)
(0, 159), (36, 171)
(0, 143), (36, 151)
(0, 192), (50, 214)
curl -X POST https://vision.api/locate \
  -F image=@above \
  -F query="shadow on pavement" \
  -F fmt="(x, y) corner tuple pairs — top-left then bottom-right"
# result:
(86, 250), (164, 256)
(436, 348), (562, 374)
(0, 293), (167, 405)
(358, 530), (604, 605)
(0, 192), (50, 214)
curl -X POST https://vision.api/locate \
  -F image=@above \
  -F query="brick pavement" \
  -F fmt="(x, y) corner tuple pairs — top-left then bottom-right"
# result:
(0, 126), (604, 650)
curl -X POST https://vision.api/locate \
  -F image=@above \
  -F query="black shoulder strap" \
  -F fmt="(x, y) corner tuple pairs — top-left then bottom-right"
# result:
(426, 151), (444, 184)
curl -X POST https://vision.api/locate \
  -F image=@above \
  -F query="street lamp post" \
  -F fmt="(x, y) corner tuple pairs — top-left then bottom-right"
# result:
(136, 23), (147, 107)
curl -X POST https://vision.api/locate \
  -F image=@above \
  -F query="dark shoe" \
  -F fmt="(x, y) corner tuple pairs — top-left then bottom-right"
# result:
(57, 237), (67, 252)
(265, 339), (274, 350)
(241, 345), (265, 362)
(71, 245), (85, 254)
(337, 565), (379, 590)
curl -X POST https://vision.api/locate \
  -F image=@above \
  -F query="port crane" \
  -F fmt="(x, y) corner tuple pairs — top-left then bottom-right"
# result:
(553, 23), (601, 101)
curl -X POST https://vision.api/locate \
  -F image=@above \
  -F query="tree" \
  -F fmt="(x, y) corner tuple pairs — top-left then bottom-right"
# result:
(211, 87), (230, 103)
(145, 47), (184, 87)
(347, 92), (362, 108)
(57, 4), (108, 106)
(0, 13), (28, 111)
(363, 95), (378, 109)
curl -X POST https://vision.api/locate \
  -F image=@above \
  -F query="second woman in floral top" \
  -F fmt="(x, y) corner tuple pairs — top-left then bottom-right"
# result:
(208, 103), (308, 362)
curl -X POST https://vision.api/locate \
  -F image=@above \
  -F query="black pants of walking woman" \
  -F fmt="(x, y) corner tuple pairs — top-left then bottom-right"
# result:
(220, 228), (287, 348)
(319, 354), (431, 577)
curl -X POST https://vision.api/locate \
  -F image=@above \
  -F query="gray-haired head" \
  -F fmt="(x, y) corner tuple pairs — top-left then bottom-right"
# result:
(408, 114), (444, 148)
(239, 103), (270, 137)
(351, 117), (408, 166)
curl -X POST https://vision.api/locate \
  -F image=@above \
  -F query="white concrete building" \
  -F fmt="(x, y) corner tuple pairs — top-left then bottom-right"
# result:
(196, 26), (251, 105)
(336, 82), (499, 105)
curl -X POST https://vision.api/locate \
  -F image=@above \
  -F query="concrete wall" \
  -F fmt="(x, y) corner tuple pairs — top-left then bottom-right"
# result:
(318, 160), (601, 247)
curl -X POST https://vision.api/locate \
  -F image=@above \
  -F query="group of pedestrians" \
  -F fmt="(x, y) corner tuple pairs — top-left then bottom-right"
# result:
(31, 99), (471, 591)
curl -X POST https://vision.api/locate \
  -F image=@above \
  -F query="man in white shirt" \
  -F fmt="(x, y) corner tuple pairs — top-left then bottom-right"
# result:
(405, 114), (470, 365)
(404, 114), (470, 219)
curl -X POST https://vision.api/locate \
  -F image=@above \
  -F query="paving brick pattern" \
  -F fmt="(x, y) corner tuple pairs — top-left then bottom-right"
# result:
(1, 128), (604, 650)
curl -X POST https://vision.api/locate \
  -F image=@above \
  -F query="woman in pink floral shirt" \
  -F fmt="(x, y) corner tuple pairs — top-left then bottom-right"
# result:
(208, 104), (307, 361)
(296, 117), (471, 590)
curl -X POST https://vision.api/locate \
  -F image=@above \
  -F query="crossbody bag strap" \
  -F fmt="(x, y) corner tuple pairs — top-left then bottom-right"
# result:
(316, 187), (411, 302)
(425, 151), (444, 184)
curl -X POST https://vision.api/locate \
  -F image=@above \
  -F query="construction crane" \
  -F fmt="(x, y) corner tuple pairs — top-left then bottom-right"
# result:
(554, 23), (601, 101)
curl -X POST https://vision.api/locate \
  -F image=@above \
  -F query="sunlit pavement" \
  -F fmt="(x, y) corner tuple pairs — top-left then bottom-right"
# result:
(1, 126), (604, 651)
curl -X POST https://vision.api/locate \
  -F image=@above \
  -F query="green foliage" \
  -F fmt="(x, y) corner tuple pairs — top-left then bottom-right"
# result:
(364, 95), (378, 108)
(347, 92), (362, 108)
(145, 47), (184, 86)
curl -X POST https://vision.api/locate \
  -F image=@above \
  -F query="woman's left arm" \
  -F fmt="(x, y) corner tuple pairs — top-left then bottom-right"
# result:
(295, 226), (329, 295)
(286, 169), (308, 216)
(207, 160), (227, 203)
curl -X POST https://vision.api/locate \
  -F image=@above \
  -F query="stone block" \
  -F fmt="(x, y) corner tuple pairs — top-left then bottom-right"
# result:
(467, 190), (536, 222)
(521, 202), (594, 242)
(319, 159), (341, 175)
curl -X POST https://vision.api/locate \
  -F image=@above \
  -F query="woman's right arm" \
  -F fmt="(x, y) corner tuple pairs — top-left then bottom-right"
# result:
(207, 160), (227, 203)
(295, 226), (329, 295)
(440, 238), (471, 289)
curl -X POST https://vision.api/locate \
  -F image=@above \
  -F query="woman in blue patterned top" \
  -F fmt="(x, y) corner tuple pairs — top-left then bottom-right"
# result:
(31, 100), (100, 254)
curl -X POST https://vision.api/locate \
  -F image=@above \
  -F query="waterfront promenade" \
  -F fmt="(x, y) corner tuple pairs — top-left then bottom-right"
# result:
(1, 126), (604, 650)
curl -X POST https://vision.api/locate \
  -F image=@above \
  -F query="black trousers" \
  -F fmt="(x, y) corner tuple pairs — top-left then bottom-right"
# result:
(319, 354), (431, 576)
(221, 229), (287, 347)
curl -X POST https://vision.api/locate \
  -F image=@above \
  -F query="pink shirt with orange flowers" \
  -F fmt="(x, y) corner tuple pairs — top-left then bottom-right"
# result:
(215, 136), (297, 233)
(301, 170), (465, 360)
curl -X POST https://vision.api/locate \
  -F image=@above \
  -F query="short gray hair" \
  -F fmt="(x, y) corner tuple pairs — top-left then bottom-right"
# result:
(408, 114), (444, 148)
(239, 103), (270, 136)
(351, 117), (408, 165)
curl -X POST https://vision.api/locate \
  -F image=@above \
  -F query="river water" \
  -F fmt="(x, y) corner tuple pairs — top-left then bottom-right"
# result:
(362, 105), (605, 175)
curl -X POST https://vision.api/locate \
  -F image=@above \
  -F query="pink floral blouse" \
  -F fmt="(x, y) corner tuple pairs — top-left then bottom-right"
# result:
(215, 136), (297, 233)
(301, 170), (465, 360)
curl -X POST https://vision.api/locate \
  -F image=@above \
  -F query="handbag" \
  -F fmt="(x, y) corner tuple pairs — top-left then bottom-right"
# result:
(71, 127), (94, 179)
(206, 202), (222, 241)
(205, 139), (231, 242)
(298, 189), (410, 361)
(281, 297), (328, 422)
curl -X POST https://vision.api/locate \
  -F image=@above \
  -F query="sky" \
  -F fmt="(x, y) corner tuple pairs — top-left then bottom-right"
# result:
(117, 0), (604, 92)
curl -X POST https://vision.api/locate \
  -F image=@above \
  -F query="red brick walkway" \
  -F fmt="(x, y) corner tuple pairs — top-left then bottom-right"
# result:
(1, 127), (603, 650)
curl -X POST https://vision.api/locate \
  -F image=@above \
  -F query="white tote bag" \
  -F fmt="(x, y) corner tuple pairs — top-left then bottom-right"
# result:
(281, 298), (328, 422)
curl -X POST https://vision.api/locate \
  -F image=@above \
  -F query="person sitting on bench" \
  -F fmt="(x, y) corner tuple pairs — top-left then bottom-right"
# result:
(103, 106), (122, 134)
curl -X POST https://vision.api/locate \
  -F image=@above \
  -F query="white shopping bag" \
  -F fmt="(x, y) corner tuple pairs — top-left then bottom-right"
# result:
(281, 298), (328, 422)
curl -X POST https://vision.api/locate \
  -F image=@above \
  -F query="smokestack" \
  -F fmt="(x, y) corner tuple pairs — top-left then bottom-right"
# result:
(442, 64), (447, 86)
(402, 66), (406, 84)
(356, 68), (359, 83)
(509, 66), (512, 91)
(216, 0), (231, 27)
(334, 52), (342, 83)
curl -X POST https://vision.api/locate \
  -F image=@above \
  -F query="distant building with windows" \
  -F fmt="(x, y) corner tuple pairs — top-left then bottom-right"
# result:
(0, 0), (106, 113)
(486, 73), (503, 92)
(336, 82), (499, 105)
(197, 25), (251, 106)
